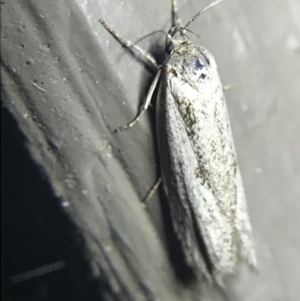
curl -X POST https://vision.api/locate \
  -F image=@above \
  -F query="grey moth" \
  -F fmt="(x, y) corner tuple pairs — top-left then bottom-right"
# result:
(100, 0), (257, 285)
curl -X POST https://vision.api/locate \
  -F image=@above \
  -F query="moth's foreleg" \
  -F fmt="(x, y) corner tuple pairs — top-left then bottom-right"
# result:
(99, 19), (158, 70)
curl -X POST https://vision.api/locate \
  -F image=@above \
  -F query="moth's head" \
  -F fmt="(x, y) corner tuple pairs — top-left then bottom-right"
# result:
(165, 0), (224, 54)
(165, 27), (190, 54)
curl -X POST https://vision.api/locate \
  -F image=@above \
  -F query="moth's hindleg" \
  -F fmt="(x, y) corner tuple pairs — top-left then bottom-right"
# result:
(222, 84), (233, 91)
(143, 177), (162, 204)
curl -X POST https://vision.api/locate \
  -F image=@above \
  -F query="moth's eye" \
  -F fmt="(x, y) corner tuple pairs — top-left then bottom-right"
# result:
(195, 59), (203, 70)
(165, 43), (174, 54)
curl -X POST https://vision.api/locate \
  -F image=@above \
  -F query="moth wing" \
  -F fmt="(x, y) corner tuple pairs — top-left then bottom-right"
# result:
(191, 47), (257, 272)
(156, 77), (210, 278)
(157, 66), (256, 282)
(233, 166), (257, 268)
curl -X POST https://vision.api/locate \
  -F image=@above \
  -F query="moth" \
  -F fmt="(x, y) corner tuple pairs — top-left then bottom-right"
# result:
(100, 0), (256, 285)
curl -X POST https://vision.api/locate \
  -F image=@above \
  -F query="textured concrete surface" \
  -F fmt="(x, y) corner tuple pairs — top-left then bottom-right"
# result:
(2, 0), (300, 300)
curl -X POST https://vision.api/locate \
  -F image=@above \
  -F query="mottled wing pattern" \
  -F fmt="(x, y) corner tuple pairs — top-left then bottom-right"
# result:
(157, 78), (210, 278)
(157, 44), (256, 282)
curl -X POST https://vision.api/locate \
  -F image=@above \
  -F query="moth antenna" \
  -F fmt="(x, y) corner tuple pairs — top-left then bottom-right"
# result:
(184, 0), (224, 29)
(134, 30), (167, 46)
(181, 28), (201, 40)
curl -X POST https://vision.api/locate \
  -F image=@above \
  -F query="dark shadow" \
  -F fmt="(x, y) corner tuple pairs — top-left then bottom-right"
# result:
(1, 105), (104, 301)
(158, 186), (199, 286)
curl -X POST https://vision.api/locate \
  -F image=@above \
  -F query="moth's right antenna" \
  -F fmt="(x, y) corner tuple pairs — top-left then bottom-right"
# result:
(134, 30), (167, 46)
(184, 0), (224, 29)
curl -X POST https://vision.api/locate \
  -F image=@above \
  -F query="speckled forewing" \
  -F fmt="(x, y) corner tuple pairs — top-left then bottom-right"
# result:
(157, 44), (256, 281)
(156, 76), (210, 278)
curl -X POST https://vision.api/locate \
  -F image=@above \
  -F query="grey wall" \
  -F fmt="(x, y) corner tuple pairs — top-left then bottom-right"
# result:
(2, 0), (300, 300)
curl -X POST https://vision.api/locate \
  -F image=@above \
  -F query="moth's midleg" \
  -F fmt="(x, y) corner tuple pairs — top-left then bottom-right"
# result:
(115, 68), (162, 132)
(99, 18), (158, 69)
(171, 0), (182, 27)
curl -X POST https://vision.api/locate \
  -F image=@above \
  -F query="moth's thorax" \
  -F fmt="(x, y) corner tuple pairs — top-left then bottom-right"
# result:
(165, 44), (218, 89)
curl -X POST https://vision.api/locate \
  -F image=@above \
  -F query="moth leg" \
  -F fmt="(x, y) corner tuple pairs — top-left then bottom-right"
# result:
(171, 0), (182, 27)
(99, 19), (158, 70)
(143, 177), (162, 204)
(222, 84), (233, 91)
(115, 68), (162, 132)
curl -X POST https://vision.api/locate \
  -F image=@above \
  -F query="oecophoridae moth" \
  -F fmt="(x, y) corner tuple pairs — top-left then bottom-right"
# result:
(100, 0), (257, 285)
